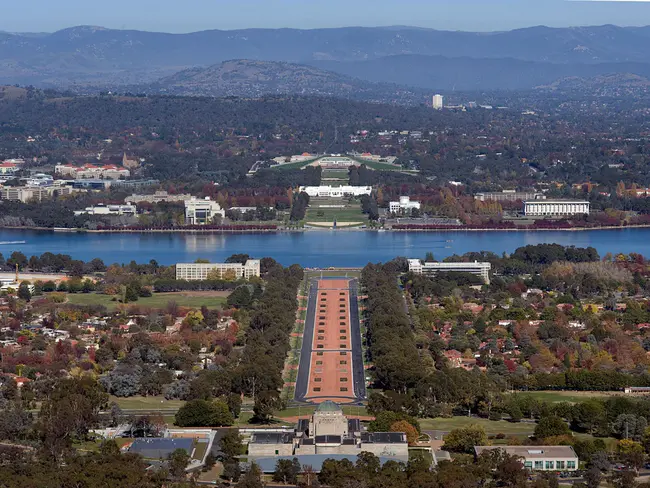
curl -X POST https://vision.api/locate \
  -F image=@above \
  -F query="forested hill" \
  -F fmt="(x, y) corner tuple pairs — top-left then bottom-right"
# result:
(146, 59), (426, 104)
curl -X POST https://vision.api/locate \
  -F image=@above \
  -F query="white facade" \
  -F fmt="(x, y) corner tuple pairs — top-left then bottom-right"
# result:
(408, 259), (491, 284)
(184, 197), (225, 225)
(389, 196), (421, 213)
(74, 204), (136, 216)
(299, 186), (372, 198)
(175, 260), (261, 280)
(432, 94), (444, 110)
(523, 200), (590, 217)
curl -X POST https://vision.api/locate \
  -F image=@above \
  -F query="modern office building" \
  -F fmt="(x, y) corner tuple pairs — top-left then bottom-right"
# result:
(184, 197), (225, 225)
(474, 446), (579, 472)
(126, 190), (193, 204)
(475, 191), (546, 202)
(299, 186), (372, 198)
(175, 259), (261, 280)
(523, 200), (590, 217)
(389, 196), (421, 213)
(408, 259), (491, 284)
(432, 94), (444, 110)
(248, 401), (408, 465)
(0, 185), (75, 203)
(73, 204), (137, 216)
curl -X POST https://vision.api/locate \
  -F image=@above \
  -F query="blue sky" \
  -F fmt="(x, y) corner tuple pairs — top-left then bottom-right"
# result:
(3, 0), (650, 33)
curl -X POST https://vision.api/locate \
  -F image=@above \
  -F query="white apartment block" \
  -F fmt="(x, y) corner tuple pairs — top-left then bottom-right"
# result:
(389, 196), (421, 213)
(432, 94), (444, 110)
(175, 260), (261, 281)
(299, 185), (372, 198)
(408, 259), (491, 284)
(523, 200), (590, 217)
(184, 197), (226, 225)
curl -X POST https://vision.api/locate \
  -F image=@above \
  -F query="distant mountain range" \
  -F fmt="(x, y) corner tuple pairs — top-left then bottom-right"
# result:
(4, 24), (650, 95)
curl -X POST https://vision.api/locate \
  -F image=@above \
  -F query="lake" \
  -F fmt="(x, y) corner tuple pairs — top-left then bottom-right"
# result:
(0, 228), (649, 267)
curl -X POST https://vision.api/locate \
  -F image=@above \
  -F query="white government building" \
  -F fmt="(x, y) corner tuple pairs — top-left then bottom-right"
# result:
(299, 186), (372, 198)
(184, 197), (225, 225)
(389, 196), (421, 213)
(175, 260), (261, 280)
(523, 200), (590, 217)
(408, 259), (492, 284)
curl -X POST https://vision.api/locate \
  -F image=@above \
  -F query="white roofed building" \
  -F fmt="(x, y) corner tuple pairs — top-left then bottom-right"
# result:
(408, 259), (491, 284)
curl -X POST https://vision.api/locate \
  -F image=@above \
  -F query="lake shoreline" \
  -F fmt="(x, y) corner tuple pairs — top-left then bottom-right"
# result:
(0, 223), (649, 234)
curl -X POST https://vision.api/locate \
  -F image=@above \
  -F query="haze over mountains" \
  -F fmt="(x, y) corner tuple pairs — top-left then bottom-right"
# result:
(4, 24), (650, 96)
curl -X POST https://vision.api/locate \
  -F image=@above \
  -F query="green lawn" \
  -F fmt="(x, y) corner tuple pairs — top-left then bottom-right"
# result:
(65, 292), (228, 311)
(419, 417), (535, 435)
(511, 391), (617, 404)
(305, 205), (367, 223)
(110, 395), (186, 411)
(192, 441), (208, 461)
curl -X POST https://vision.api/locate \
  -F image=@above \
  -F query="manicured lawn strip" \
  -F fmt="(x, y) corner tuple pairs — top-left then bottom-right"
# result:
(511, 390), (617, 404)
(65, 292), (227, 311)
(305, 205), (367, 222)
(192, 441), (208, 461)
(110, 395), (186, 411)
(419, 417), (535, 435)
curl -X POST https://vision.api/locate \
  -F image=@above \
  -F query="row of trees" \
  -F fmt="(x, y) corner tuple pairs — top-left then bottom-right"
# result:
(290, 192), (310, 221)
(362, 262), (424, 393)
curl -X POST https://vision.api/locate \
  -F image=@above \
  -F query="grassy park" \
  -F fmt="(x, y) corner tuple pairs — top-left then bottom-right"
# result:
(419, 416), (536, 435)
(65, 292), (228, 311)
(510, 390), (617, 404)
(305, 197), (367, 225)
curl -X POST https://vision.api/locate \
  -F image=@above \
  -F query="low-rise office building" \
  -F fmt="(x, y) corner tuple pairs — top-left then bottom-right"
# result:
(175, 259), (261, 280)
(0, 185), (75, 203)
(55, 163), (130, 180)
(523, 200), (590, 217)
(126, 190), (192, 204)
(184, 197), (225, 225)
(475, 191), (545, 202)
(74, 204), (136, 216)
(474, 446), (579, 472)
(408, 259), (491, 284)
